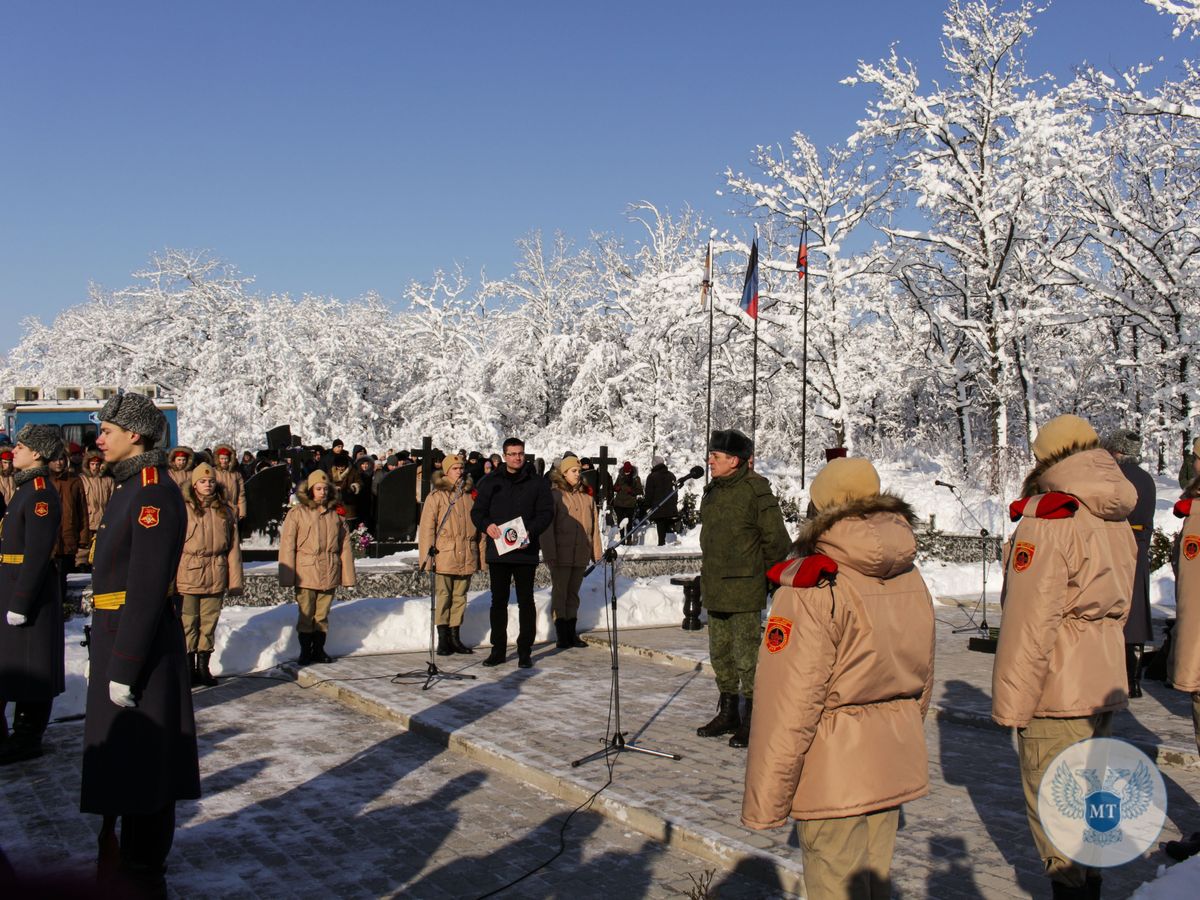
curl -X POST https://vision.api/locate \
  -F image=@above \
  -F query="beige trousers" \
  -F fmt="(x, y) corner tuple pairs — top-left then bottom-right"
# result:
(1018, 713), (1112, 887)
(797, 807), (900, 900)
(296, 588), (334, 634)
(181, 594), (223, 652)
(550, 565), (586, 619)
(435, 574), (470, 626)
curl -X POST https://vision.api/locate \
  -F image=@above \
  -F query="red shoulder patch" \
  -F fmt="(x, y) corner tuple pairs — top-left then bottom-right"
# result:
(34, 501), (49, 517)
(765, 616), (793, 653)
(1176, 498), (1194, 519)
(1009, 492), (1078, 522)
(1185, 535), (1200, 561)
(137, 506), (160, 528)
(141, 466), (159, 487)
(1013, 541), (1036, 572)
(767, 554), (838, 588)
(33, 476), (46, 491)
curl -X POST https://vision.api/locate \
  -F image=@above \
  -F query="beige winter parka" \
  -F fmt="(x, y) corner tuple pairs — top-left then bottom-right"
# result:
(176, 484), (244, 596)
(167, 446), (195, 489)
(278, 482), (356, 591)
(541, 468), (603, 568)
(417, 471), (481, 577)
(213, 445), (247, 519)
(743, 494), (935, 827)
(991, 446), (1137, 727)
(79, 452), (115, 531)
(1170, 489), (1200, 692)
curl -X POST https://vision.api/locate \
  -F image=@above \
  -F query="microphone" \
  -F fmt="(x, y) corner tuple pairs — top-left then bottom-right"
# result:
(934, 480), (957, 490)
(680, 465), (705, 482)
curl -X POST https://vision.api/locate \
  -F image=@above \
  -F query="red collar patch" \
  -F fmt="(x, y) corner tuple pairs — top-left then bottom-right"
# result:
(1009, 492), (1079, 522)
(1176, 498), (1194, 519)
(141, 466), (159, 487)
(137, 506), (160, 528)
(34, 501), (49, 517)
(765, 616), (793, 653)
(33, 476), (46, 491)
(768, 554), (838, 588)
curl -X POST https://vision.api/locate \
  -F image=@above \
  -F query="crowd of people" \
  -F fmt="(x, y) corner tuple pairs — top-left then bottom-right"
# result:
(2, 402), (1200, 899)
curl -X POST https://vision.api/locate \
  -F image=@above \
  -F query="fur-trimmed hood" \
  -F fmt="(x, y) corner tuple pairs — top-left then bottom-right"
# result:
(1021, 444), (1135, 522)
(169, 446), (195, 469)
(294, 478), (341, 511)
(793, 492), (918, 580)
(186, 479), (230, 514)
(549, 466), (591, 495)
(431, 469), (474, 493)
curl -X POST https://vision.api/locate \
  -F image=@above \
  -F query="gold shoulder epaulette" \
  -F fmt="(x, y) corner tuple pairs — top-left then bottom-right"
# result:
(142, 466), (159, 487)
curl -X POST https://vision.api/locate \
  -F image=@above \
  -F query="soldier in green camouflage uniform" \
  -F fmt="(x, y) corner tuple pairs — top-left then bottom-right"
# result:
(697, 429), (791, 748)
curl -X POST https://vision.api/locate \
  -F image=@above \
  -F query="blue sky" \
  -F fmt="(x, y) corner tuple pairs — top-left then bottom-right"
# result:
(0, 1), (1189, 352)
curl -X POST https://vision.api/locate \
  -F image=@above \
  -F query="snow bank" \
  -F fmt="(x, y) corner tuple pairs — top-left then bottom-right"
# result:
(1130, 856), (1200, 900)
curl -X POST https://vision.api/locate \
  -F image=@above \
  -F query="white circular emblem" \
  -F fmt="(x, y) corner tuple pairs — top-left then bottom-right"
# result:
(1037, 737), (1167, 867)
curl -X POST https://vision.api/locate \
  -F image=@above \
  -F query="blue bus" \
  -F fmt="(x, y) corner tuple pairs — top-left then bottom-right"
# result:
(2, 389), (179, 452)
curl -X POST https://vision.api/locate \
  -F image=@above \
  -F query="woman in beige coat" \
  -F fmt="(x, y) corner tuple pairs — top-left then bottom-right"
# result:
(742, 458), (934, 900)
(279, 469), (356, 665)
(418, 455), (480, 656)
(177, 463), (243, 687)
(540, 456), (602, 650)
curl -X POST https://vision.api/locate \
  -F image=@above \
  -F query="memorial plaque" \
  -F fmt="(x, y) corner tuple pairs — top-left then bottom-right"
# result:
(266, 425), (292, 454)
(376, 464), (418, 542)
(241, 463), (292, 544)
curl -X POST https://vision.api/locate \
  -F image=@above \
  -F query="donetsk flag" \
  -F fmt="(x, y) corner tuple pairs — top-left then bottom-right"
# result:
(740, 239), (759, 319)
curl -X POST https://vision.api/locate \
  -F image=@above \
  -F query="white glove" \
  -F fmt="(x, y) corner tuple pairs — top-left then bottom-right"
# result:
(109, 681), (137, 708)
(6, 610), (27, 626)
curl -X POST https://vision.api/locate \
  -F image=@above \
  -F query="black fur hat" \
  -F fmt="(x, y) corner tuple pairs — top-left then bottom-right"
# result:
(710, 429), (753, 460)
(98, 392), (166, 448)
(15, 424), (64, 462)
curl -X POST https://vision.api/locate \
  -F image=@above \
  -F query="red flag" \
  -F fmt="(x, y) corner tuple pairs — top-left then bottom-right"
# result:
(740, 240), (759, 319)
(797, 228), (808, 281)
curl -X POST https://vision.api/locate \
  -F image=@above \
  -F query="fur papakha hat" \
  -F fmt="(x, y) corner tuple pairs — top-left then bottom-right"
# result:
(15, 424), (65, 463)
(1101, 428), (1142, 461)
(99, 392), (166, 446)
(1031, 414), (1098, 463)
(710, 429), (753, 460)
(190, 462), (216, 486)
(809, 457), (881, 512)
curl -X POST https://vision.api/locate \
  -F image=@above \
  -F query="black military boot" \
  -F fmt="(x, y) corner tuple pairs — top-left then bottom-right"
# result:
(565, 618), (587, 648)
(1050, 881), (1088, 899)
(188, 652), (202, 687)
(554, 618), (569, 649)
(728, 698), (753, 748)
(482, 606), (507, 666)
(1126, 643), (1144, 698)
(1164, 831), (1200, 861)
(297, 632), (314, 666)
(0, 702), (51, 765)
(436, 625), (453, 656)
(311, 631), (334, 664)
(448, 626), (474, 654)
(196, 651), (218, 687)
(1084, 874), (1102, 900)
(696, 692), (741, 737)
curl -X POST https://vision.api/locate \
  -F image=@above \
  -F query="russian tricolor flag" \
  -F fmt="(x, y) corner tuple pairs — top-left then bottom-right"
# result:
(740, 239), (759, 319)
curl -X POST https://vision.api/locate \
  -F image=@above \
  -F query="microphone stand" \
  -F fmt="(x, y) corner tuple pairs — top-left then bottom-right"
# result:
(937, 483), (995, 638)
(394, 479), (477, 690)
(571, 473), (700, 768)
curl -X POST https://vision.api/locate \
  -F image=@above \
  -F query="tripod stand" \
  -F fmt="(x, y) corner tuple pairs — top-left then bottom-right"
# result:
(571, 468), (702, 768)
(937, 482), (997, 644)
(394, 479), (477, 691)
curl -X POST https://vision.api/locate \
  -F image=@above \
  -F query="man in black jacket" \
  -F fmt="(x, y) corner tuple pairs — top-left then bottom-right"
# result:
(471, 437), (554, 668)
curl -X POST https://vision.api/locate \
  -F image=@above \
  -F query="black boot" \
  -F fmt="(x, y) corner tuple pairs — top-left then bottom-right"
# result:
(196, 651), (218, 687)
(0, 702), (51, 765)
(554, 618), (569, 649)
(697, 692), (741, 737)
(436, 624), (453, 656)
(311, 631), (334, 664)
(1050, 881), (1088, 899)
(729, 698), (753, 748)
(188, 651), (202, 687)
(297, 632), (314, 666)
(566, 618), (587, 648)
(1084, 874), (1102, 900)
(483, 605), (507, 666)
(1164, 830), (1200, 861)
(1126, 643), (1144, 698)
(518, 649), (533, 669)
(449, 626), (473, 654)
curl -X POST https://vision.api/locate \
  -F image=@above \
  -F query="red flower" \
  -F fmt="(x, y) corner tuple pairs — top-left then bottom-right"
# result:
(335, 505), (347, 517)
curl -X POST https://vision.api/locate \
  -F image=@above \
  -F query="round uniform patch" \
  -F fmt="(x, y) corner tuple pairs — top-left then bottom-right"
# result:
(33, 501), (49, 517)
(765, 616), (793, 654)
(137, 506), (160, 528)
(1037, 737), (1166, 868)
(1013, 541), (1036, 572)
(1184, 535), (1200, 561)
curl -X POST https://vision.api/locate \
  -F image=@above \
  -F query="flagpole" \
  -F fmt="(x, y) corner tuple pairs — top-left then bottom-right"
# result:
(750, 225), (759, 452)
(800, 219), (809, 488)
(704, 239), (714, 485)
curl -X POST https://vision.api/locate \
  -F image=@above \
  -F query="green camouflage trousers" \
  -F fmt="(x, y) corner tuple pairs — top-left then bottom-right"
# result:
(707, 610), (761, 696)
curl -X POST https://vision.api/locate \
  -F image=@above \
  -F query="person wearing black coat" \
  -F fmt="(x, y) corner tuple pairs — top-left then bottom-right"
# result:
(81, 393), (198, 894)
(1104, 429), (1157, 698)
(470, 437), (554, 669)
(0, 425), (65, 765)
(643, 457), (679, 546)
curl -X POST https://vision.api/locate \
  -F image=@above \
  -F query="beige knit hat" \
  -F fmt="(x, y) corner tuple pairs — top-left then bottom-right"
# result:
(809, 458), (881, 512)
(190, 462), (216, 486)
(1031, 415), (1098, 462)
(558, 455), (582, 473)
(306, 469), (329, 490)
(441, 454), (463, 474)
